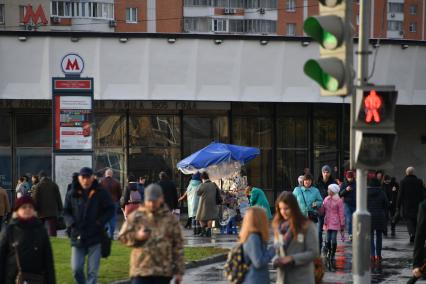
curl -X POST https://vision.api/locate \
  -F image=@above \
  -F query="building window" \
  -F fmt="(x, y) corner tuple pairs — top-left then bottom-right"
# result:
(0, 4), (4, 24)
(287, 0), (296, 11)
(387, 20), (403, 31)
(287, 23), (296, 36)
(388, 3), (403, 13)
(19, 5), (27, 23)
(409, 22), (417, 32)
(126, 7), (138, 23)
(409, 5), (417, 15)
(245, 19), (276, 34)
(51, 1), (72, 17)
(212, 18), (228, 32)
(51, 2), (112, 19)
(229, 19), (245, 33)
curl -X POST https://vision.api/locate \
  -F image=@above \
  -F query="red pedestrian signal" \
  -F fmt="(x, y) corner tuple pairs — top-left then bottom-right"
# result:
(364, 90), (382, 123)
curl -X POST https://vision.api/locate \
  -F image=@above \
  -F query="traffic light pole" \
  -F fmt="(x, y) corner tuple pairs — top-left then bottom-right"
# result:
(352, 0), (372, 283)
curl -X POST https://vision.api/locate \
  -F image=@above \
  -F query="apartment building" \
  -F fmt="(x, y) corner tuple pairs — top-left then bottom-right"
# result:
(0, 0), (425, 39)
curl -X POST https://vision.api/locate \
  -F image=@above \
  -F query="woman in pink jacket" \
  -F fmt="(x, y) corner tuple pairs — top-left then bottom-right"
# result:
(322, 183), (345, 271)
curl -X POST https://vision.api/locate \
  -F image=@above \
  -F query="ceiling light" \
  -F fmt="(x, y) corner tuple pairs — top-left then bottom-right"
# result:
(18, 36), (27, 42)
(119, 37), (128, 43)
(260, 39), (268, 45)
(301, 41), (310, 47)
(401, 44), (409, 49)
(214, 39), (223, 45)
(168, 38), (176, 44)
(70, 37), (80, 42)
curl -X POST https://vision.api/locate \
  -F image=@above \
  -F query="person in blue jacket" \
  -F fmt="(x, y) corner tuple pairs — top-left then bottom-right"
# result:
(245, 185), (272, 220)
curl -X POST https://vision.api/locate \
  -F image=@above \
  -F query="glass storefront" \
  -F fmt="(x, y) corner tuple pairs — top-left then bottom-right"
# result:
(0, 100), (348, 203)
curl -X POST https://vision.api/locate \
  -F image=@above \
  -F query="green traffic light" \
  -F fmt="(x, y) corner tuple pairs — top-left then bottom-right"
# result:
(304, 59), (342, 92)
(303, 16), (343, 50)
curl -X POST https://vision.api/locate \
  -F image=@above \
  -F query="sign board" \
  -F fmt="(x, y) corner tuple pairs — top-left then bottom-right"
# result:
(61, 53), (85, 76)
(54, 154), (92, 202)
(52, 77), (94, 152)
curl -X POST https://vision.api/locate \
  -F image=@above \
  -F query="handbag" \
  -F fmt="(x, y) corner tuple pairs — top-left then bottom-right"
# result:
(13, 242), (44, 284)
(300, 189), (319, 223)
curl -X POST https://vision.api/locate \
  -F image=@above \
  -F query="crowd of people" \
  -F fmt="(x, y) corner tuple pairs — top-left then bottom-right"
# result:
(0, 163), (424, 284)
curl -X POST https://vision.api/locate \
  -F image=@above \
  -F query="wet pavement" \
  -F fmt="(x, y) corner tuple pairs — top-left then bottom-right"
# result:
(183, 224), (426, 283)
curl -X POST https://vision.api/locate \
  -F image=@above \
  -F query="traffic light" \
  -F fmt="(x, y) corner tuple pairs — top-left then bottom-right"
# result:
(354, 86), (398, 169)
(303, 1), (352, 96)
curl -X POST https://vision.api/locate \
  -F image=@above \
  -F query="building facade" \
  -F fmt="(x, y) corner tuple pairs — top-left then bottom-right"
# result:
(0, 32), (425, 204)
(1, 0), (426, 39)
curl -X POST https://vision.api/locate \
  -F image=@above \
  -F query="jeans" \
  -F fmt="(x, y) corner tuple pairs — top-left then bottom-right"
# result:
(131, 276), (172, 284)
(71, 244), (101, 284)
(344, 204), (355, 236)
(107, 202), (119, 238)
(370, 229), (383, 257)
(327, 230), (338, 245)
(318, 216), (325, 251)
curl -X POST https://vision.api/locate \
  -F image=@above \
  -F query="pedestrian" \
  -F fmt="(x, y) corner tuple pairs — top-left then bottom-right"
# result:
(31, 171), (63, 237)
(339, 170), (356, 241)
(396, 167), (425, 243)
(0, 196), (55, 284)
(67, 172), (79, 193)
(178, 172), (202, 234)
(121, 175), (144, 219)
(293, 174), (323, 252)
(367, 178), (388, 265)
(118, 184), (184, 284)
(238, 207), (275, 284)
(15, 176), (30, 198)
(100, 168), (122, 239)
(316, 165), (337, 254)
(412, 199), (426, 281)
(245, 185), (272, 220)
(196, 172), (219, 237)
(322, 184), (345, 271)
(157, 171), (179, 212)
(63, 167), (114, 284)
(376, 170), (384, 186)
(0, 186), (10, 229)
(273, 191), (319, 284)
(137, 176), (147, 199)
(383, 175), (399, 236)
(29, 174), (39, 195)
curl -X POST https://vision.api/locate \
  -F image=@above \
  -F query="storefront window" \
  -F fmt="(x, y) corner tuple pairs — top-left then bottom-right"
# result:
(129, 115), (181, 187)
(232, 116), (272, 189)
(0, 115), (11, 146)
(0, 148), (12, 189)
(94, 149), (126, 184)
(95, 115), (126, 147)
(314, 105), (339, 179)
(16, 114), (52, 147)
(16, 148), (51, 180)
(183, 116), (229, 156)
(277, 114), (309, 191)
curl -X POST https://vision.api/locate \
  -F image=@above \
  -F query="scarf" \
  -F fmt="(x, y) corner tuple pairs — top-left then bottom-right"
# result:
(279, 221), (293, 250)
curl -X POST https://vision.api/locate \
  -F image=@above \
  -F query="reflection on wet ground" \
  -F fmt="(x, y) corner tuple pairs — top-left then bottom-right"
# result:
(184, 225), (426, 283)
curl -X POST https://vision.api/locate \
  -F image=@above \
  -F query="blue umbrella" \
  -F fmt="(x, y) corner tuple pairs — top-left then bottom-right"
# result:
(177, 142), (260, 176)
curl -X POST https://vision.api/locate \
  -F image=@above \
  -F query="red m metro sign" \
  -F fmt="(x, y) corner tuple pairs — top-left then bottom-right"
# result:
(61, 54), (84, 76)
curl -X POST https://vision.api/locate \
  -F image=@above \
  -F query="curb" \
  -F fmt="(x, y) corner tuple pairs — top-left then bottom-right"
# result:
(111, 253), (228, 284)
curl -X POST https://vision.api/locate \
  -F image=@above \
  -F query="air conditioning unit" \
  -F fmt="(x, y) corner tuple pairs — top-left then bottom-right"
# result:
(224, 8), (236, 14)
(109, 20), (117, 27)
(259, 8), (265, 14)
(51, 17), (60, 24)
(390, 13), (395, 18)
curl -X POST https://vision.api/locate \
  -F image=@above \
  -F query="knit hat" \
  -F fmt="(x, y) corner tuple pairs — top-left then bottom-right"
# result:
(345, 171), (354, 179)
(144, 184), (163, 201)
(79, 167), (93, 177)
(14, 196), (35, 211)
(322, 165), (331, 173)
(328, 184), (340, 194)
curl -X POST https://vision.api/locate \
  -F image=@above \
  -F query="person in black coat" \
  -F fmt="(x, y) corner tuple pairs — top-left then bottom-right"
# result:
(396, 167), (425, 243)
(412, 199), (426, 279)
(339, 171), (356, 240)
(367, 178), (388, 265)
(63, 167), (114, 284)
(382, 175), (399, 236)
(0, 196), (55, 284)
(157, 171), (179, 211)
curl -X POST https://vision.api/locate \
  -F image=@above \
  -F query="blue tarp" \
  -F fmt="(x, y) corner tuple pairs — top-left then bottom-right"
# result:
(177, 142), (260, 173)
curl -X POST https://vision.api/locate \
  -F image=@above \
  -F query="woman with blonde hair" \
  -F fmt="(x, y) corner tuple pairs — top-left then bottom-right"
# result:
(239, 206), (275, 284)
(273, 191), (320, 284)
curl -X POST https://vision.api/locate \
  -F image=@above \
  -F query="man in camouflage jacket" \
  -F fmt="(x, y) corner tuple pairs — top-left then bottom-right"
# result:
(119, 184), (184, 284)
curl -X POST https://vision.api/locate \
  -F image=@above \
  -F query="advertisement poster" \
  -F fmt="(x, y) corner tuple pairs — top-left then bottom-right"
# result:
(55, 96), (92, 150)
(54, 155), (92, 202)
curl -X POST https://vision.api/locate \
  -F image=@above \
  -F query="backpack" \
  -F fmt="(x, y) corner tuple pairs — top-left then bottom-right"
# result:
(223, 244), (249, 284)
(129, 189), (142, 203)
